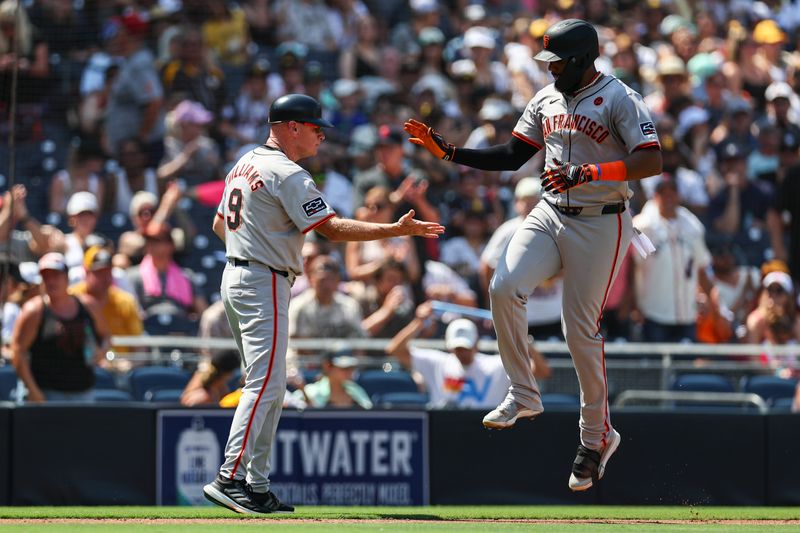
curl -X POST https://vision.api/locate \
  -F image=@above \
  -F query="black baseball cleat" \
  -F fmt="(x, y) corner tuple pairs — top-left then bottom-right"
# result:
(203, 475), (270, 515)
(247, 485), (295, 513)
(568, 428), (621, 491)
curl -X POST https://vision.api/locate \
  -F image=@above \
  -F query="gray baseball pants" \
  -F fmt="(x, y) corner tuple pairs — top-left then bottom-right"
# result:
(218, 262), (289, 492)
(489, 201), (632, 451)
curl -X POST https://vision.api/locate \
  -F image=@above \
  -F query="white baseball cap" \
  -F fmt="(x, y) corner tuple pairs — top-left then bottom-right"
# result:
(130, 190), (158, 220)
(451, 59), (477, 79)
(515, 177), (542, 199)
(410, 0), (438, 14)
(765, 81), (794, 102)
(332, 78), (359, 99)
(445, 319), (478, 351)
(763, 271), (794, 294)
(38, 252), (68, 273)
(66, 191), (99, 216)
(478, 97), (514, 121)
(675, 106), (709, 140)
(328, 354), (359, 369)
(463, 27), (495, 50)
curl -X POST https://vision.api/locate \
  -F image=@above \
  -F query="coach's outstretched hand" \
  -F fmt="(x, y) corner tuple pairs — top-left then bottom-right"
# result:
(395, 209), (445, 238)
(404, 119), (456, 161)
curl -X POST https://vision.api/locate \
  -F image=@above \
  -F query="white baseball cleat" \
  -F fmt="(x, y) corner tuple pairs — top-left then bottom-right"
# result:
(482, 395), (543, 429)
(568, 428), (621, 491)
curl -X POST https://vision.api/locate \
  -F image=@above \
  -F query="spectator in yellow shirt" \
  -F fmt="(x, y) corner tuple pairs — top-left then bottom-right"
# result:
(69, 246), (143, 364)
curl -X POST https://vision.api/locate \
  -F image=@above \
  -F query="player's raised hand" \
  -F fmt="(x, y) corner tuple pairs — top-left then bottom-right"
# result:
(541, 158), (595, 193)
(395, 209), (445, 238)
(404, 119), (455, 161)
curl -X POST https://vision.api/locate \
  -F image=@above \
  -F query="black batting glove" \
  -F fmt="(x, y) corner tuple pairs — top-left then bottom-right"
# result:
(541, 158), (596, 193)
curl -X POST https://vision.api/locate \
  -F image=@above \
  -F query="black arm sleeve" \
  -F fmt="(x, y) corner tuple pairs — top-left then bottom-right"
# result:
(451, 135), (540, 171)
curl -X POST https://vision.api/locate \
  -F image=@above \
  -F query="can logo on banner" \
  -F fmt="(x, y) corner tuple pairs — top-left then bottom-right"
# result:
(175, 417), (220, 506)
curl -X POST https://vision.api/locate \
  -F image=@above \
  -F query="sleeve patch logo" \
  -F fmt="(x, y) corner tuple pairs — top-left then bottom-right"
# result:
(302, 197), (328, 217)
(640, 121), (656, 136)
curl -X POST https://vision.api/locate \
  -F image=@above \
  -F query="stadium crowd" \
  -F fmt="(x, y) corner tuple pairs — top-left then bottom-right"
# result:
(0, 0), (798, 408)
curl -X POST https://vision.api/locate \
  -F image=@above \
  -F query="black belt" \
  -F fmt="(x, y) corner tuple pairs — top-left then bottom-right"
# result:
(551, 202), (626, 216)
(230, 258), (289, 278)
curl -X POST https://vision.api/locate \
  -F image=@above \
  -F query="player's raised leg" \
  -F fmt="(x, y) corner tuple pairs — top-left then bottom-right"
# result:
(559, 211), (632, 490)
(484, 205), (561, 429)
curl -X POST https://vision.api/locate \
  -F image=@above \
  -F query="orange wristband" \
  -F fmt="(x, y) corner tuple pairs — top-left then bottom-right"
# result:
(594, 161), (627, 182)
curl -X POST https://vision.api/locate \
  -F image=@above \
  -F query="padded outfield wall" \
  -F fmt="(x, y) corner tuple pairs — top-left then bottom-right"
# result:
(0, 405), (796, 506)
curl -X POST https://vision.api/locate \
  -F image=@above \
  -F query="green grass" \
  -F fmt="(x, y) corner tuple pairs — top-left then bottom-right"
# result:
(0, 506), (798, 532)
(1, 506), (799, 520)
(2, 525), (798, 533)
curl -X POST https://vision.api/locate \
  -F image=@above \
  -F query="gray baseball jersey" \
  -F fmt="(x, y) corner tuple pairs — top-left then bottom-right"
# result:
(488, 73), (658, 452)
(215, 144), (335, 492)
(512, 73), (660, 206)
(216, 145), (336, 276)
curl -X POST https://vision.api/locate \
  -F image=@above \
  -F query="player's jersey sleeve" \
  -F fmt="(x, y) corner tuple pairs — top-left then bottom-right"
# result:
(512, 97), (544, 150)
(612, 89), (660, 153)
(276, 171), (337, 234)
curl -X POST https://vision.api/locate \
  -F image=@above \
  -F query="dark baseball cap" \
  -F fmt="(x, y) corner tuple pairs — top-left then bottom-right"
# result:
(276, 41), (308, 70)
(376, 124), (404, 146)
(84, 245), (113, 271)
(211, 349), (241, 374)
(717, 139), (746, 161)
(304, 61), (323, 83)
(247, 57), (271, 78)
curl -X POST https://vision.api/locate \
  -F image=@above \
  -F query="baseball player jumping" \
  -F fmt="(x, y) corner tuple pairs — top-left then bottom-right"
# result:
(204, 94), (444, 514)
(405, 19), (661, 491)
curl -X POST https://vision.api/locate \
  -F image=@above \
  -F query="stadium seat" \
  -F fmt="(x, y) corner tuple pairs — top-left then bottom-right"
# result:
(94, 212), (131, 243)
(144, 388), (184, 403)
(356, 370), (418, 400)
(0, 365), (17, 401)
(670, 373), (735, 393)
(128, 366), (191, 400)
(373, 391), (429, 409)
(742, 375), (798, 405)
(143, 313), (199, 336)
(94, 367), (117, 390)
(772, 397), (796, 413)
(93, 389), (134, 402)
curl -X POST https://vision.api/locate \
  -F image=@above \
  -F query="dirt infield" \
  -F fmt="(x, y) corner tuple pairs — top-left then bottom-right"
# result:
(2, 518), (800, 525)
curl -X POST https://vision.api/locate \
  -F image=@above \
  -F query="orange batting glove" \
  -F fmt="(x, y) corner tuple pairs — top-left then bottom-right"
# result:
(404, 119), (456, 161)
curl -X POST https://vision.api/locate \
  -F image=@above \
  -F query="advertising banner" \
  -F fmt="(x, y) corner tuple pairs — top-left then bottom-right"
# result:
(157, 409), (429, 506)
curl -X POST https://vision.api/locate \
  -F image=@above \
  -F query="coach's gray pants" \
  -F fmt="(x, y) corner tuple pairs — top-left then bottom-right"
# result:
(218, 262), (289, 492)
(489, 202), (632, 451)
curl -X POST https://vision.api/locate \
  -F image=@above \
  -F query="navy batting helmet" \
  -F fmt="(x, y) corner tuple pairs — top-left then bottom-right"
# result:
(268, 94), (333, 127)
(534, 19), (599, 94)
